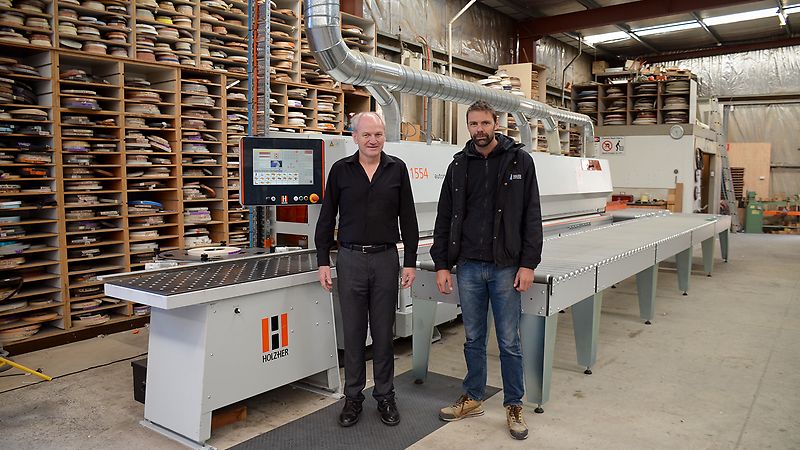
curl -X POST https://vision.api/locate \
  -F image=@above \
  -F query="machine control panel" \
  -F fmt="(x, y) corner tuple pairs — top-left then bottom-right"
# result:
(240, 137), (324, 206)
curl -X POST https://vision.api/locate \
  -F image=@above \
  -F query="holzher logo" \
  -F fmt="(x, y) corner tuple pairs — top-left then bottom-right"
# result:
(261, 313), (290, 363)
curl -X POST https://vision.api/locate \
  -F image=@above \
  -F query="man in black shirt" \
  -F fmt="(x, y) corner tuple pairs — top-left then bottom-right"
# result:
(430, 101), (543, 440)
(315, 112), (419, 428)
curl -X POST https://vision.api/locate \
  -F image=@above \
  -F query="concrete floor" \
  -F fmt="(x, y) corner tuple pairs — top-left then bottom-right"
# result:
(1, 233), (798, 449)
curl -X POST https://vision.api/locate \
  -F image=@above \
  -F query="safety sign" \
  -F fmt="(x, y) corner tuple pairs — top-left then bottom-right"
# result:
(594, 136), (625, 154)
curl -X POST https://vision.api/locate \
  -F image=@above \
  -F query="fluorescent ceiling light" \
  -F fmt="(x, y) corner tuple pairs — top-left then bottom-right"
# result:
(702, 7), (777, 26)
(583, 31), (628, 45)
(582, 6), (791, 45)
(583, 21), (699, 44)
(634, 21), (702, 37)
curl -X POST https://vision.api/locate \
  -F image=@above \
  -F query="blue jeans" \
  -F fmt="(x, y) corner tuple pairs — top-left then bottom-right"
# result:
(457, 260), (524, 406)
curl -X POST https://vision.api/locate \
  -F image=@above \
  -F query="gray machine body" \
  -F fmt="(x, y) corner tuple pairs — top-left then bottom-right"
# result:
(104, 250), (340, 449)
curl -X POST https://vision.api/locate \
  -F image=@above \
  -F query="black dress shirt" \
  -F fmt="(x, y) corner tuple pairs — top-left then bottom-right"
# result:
(315, 151), (419, 268)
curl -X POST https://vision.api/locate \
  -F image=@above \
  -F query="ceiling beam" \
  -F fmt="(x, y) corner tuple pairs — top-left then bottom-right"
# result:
(561, 32), (617, 59)
(642, 36), (800, 62)
(573, 0), (661, 53)
(619, 25), (661, 53)
(691, 11), (724, 45)
(776, 0), (792, 37)
(518, 0), (761, 38)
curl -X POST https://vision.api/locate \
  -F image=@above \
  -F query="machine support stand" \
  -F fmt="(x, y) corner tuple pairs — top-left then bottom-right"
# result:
(411, 298), (439, 384)
(520, 313), (558, 408)
(291, 367), (343, 398)
(534, 405), (544, 414)
(636, 264), (658, 324)
(675, 248), (692, 294)
(701, 237), (716, 276)
(140, 419), (216, 450)
(571, 292), (602, 376)
(719, 229), (729, 262)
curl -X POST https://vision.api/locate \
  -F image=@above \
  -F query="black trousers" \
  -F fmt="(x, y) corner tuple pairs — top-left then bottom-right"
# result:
(336, 246), (400, 403)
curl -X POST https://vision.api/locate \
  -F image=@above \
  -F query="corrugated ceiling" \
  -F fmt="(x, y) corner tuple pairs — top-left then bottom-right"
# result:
(479, 0), (800, 59)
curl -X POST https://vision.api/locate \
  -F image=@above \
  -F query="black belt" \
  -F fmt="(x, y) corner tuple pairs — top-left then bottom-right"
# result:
(339, 242), (395, 254)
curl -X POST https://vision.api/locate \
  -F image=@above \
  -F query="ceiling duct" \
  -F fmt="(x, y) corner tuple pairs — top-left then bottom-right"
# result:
(304, 0), (596, 155)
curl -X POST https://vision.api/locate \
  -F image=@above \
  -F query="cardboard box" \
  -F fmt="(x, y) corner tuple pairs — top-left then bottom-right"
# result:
(591, 61), (609, 75)
(401, 123), (423, 141)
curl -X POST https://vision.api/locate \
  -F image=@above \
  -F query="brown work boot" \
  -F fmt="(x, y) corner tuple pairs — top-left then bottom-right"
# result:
(506, 404), (528, 440)
(438, 394), (484, 421)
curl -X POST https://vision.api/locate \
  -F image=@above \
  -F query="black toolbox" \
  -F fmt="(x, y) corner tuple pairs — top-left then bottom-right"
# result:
(131, 358), (147, 404)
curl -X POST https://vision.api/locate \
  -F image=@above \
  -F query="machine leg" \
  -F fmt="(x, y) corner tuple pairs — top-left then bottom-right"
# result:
(676, 248), (692, 295)
(326, 367), (342, 395)
(411, 298), (439, 384)
(635, 264), (658, 324)
(719, 229), (729, 262)
(702, 237), (716, 276)
(571, 292), (603, 375)
(296, 366), (342, 397)
(140, 418), (214, 450)
(520, 314), (558, 413)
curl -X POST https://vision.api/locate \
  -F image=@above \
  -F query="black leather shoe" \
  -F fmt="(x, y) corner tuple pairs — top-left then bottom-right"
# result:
(377, 398), (400, 426)
(338, 399), (362, 427)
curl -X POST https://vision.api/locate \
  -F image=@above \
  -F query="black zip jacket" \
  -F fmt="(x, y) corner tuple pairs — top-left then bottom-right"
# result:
(430, 133), (543, 271)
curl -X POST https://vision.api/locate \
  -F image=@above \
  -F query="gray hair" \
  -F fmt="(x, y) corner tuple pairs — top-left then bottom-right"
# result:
(350, 112), (385, 133)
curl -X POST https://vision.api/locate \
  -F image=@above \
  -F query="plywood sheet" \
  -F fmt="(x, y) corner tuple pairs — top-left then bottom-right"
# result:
(727, 143), (771, 199)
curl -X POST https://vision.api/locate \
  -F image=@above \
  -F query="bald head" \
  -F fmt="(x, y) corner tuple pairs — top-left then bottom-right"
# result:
(351, 112), (385, 134)
(351, 112), (385, 161)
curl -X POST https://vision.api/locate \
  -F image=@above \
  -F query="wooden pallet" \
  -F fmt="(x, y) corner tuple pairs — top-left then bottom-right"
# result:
(730, 167), (745, 200)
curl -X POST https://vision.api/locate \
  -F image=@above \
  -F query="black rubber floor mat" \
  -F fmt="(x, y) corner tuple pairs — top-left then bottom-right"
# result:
(231, 370), (501, 450)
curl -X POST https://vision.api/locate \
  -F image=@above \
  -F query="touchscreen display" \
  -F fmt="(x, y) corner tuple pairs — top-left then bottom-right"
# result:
(253, 149), (315, 185)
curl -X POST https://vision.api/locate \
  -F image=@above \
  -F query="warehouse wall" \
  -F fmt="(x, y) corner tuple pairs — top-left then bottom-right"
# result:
(363, 1), (593, 88)
(536, 36), (593, 92)
(661, 45), (800, 97)
(727, 104), (800, 197)
(662, 46), (800, 196)
(364, 0), (515, 68)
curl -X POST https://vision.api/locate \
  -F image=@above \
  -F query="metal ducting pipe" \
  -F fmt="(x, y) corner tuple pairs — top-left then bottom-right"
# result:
(364, 85), (401, 141)
(305, 0), (595, 155)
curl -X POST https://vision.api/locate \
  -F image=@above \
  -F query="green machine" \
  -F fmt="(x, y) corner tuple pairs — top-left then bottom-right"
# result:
(745, 191), (764, 233)
(745, 192), (800, 233)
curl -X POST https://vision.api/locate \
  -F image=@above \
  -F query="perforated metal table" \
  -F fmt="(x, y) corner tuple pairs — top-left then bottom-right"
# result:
(109, 252), (323, 297)
(411, 212), (730, 411)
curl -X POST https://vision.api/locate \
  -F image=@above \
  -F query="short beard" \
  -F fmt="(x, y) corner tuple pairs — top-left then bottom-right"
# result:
(472, 135), (492, 147)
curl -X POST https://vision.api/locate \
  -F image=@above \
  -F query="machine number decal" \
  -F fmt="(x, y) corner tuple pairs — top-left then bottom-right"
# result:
(408, 167), (429, 180)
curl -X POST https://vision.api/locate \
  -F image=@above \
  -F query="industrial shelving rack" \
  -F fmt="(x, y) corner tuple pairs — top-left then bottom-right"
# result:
(0, 0), (376, 351)
(268, 0), (372, 134)
(0, 0), (253, 349)
(571, 78), (697, 127)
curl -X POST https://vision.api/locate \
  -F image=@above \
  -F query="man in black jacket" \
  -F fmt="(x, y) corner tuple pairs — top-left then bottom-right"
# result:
(315, 112), (419, 428)
(431, 101), (543, 440)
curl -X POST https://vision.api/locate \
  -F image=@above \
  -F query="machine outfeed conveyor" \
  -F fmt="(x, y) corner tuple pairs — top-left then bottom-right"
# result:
(104, 250), (340, 449)
(411, 212), (730, 412)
